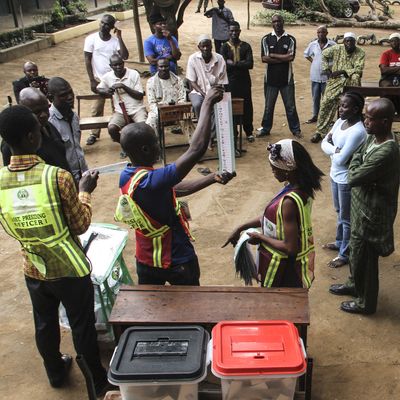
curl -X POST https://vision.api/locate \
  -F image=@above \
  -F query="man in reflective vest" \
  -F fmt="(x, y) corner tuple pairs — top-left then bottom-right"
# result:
(0, 106), (111, 396)
(115, 87), (235, 285)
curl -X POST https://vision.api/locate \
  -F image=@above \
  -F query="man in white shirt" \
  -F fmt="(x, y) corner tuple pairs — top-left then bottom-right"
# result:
(84, 14), (129, 145)
(97, 54), (147, 158)
(146, 58), (186, 131)
(186, 34), (228, 144)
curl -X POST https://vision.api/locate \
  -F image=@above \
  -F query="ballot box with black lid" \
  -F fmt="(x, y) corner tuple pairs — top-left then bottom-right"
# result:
(108, 325), (210, 400)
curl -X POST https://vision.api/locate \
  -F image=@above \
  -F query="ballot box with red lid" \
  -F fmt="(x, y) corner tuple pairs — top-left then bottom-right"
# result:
(211, 320), (307, 400)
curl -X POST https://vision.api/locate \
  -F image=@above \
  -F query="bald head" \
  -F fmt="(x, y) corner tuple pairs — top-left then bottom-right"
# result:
(18, 87), (49, 127)
(120, 122), (160, 166)
(368, 98), (395, 120)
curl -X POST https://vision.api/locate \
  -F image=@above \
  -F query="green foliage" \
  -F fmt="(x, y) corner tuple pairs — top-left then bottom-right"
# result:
(252, 9), (298, 25)
(108, 0), (133, 11)
(293, 0), (350, 19)
(0, 29), (35, 50)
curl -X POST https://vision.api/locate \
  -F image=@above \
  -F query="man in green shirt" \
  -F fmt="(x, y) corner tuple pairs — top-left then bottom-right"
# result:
(329, 98), (400, 314)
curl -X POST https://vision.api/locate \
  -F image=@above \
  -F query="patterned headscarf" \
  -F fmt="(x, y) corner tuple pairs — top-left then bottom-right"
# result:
(267, 139), (297, 171)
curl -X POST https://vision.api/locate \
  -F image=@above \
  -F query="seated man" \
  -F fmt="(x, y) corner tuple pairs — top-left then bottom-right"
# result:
(144, 14), (181, 76)
(13, 61), (49, 103)
(186, 34), (228, 145)
(97, 54), (147, 158)
(146, 58), (186, 131)
(48, 77), (88, 183)
(2, 88), (70, 173)
(379, 32), (400, 114)
(115, 87), (235, 285)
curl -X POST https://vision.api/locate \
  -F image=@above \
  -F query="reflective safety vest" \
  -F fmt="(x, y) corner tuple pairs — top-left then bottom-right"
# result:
(115, 168), (193, 268)
(260, 191), (315, 288)
(0, 163), (91, 279)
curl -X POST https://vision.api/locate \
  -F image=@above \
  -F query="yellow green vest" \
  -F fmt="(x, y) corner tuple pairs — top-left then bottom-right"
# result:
(115, 168), (193, 268)
(0, 163), (91, 279)
(260, 191), (315, 288)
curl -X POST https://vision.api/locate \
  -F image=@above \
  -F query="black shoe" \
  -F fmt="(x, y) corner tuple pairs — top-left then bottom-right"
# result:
(329, 284), (356, 296)
(195, 9), (200, 13)
(86, 134), (98, 145)
(256, 129), (270, 138)
(310, 133), (322, 143)
(340, 300), (374, 315)
(47, 354), (73, 388)
(95, 377), (118, 398)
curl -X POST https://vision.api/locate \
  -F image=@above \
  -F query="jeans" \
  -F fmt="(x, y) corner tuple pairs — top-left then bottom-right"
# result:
(261, 80), (300, 134)
(311, 81), (326, 118)
(136, 257), (201, 285)
(331, 179), (351, 261)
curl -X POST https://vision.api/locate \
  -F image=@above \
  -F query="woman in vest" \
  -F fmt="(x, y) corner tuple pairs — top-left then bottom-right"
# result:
(224, 139), (323, 288)
(321, 92), (366, 268)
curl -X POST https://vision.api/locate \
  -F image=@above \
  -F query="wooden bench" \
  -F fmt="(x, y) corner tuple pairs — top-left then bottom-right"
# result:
(108, 285), (312, 399)
(344, 83), (400, 122)
(76, 94), (113, 131)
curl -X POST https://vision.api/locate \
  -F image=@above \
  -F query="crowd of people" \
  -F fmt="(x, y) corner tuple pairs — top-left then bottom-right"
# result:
(0, 4), (400, 396)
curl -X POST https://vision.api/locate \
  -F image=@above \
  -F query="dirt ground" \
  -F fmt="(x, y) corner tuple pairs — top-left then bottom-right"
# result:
(1, 1), (400, 399)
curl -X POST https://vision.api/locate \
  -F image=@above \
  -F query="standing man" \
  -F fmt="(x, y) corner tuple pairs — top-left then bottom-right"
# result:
(146, 58), (186, 131)
(0, 106), (111, 397)
(329, 98), (400, 315)
(204, 0), (234, 54)
(311, 32), (365, 143)
(115, 88), (235, 285)
(144, 14), (181, 76)
(97, 54), (147, 158)
(1, 88), (70, 173)
(186, 34), (228, 145)
(84, 14), (129, 145)
(379, 32), (400, 114)
(303, 26), (336, 124)
(12, 61), (49, 103)
(195, 0), (209, 13)
(48, 77), (88, 184)
(221, 21), (254, 143)
(258, 14), (301, 138)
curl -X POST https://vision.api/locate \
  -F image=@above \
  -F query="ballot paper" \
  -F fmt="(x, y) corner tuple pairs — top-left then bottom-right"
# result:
(89, 161), (128, 175)
(214, 92), (236, 174)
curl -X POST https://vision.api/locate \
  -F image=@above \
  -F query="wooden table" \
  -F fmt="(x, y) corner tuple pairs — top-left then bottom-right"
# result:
(109, 285), (312, 399)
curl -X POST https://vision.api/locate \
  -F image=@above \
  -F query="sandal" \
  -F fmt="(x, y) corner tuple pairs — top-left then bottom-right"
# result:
(197, 167), (211, 176)
(322, 242), (339, 251)
(328, 257), (348, 268)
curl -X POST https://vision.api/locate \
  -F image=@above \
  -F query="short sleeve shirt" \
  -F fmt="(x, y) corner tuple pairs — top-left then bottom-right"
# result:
(261, 31), (296, 87)
(186, 51), (228, 95)
(84, 32), (120, 80)
(119, 163), (196, 265)
(97, 68), (145, 115)
(143, 35), (179, 75)
(303, 39), (336, 82)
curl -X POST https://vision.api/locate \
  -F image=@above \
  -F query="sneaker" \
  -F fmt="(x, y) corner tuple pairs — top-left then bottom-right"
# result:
(247, 135), (255, 143)
(256, 129), (270, 138)
(86, 135), (97, 145)
(119, 151), (127, 159)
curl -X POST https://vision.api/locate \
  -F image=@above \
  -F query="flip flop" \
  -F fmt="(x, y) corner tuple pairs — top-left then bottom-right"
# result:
(322, 242), (339, 251)
(197, 167), (211, 176)
(328, 257), (348, 268)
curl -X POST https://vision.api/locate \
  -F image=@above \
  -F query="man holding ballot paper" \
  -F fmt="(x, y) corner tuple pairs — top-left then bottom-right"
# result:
(115, 87), (235, 285)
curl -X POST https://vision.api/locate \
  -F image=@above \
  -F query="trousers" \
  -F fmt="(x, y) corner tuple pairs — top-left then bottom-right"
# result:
(25, 275), (106, 384)
(261, 81), (301, 134)
(136, 257), (200, 285)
